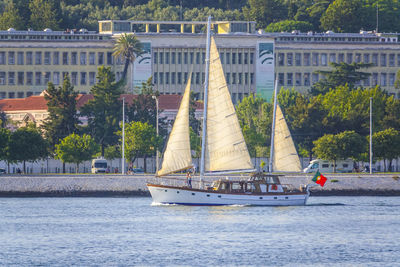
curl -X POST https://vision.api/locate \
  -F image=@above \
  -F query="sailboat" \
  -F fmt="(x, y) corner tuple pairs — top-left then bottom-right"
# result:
(147, 17), (310, 206)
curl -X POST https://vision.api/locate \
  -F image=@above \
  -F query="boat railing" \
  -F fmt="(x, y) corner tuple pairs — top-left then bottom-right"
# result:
(147, 175), (212, 189)
(282, 183), (307, 193)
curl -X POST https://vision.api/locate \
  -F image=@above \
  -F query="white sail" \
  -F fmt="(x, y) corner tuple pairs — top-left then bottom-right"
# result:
(204, 37), (254, 172)
(157, 76), (193, 176)
(272, 104), (302, 172)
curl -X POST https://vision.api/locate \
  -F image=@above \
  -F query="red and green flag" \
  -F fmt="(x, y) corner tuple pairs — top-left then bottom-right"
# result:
(312, 170), (327, 187)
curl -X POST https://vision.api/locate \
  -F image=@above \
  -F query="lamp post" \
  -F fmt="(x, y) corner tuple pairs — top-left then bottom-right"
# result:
(370, 97), (373, 174)
(152, 95), (159, 173)
(122, 97), (125, 175)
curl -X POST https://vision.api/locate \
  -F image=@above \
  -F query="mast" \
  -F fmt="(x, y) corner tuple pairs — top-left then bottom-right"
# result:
(269, 79), (279, 173)
(200, 16), (212, 188)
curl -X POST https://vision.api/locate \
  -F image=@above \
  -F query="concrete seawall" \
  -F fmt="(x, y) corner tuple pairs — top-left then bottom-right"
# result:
(0, 173), (400, 197)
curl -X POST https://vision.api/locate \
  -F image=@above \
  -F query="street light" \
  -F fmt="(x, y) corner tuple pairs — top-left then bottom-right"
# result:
(122, 97), (125, 175)
(152, 95), (159, 173)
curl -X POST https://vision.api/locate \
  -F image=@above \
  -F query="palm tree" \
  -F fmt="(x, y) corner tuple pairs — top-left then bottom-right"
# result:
(113, 33), (144, 82)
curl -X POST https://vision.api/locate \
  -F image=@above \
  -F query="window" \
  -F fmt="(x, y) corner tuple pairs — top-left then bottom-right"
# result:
(80, 72), (86, 85)
(27, 72), (33, 85)
(165, 72), (169, 84)
(17, 52), (24, 65)
(321, 53), (327, 66)
(250, 52), (254, 64)
(8, 72), (15, 85)
(287, 53), (293, 66)
(381, 73), (387, 86)
(0, 52), (5, 64)
(287, 73), (293, 86)
(355, 53), (361, 63)
(232, 73), (236, 84)
(71, 52), (77, 65)
(338, 53), (344, 63)
(107, 52), (112, 65)
(372, 53), (378, 66)
(363, 77), (370, 86)
(329, 53), (336, 63)
(184, 72), (188, 84)
(71, 72), (77, 85)
(363, 53), (370, 63)
(244, 53), (248, 64)
(171, 52), (175, 64)
(245, 72), (249, 85)
(178, 52), (181, 64)
(177, 72), (182, 84)
(53, 72), (60, 85)
(380, 54), (387, 67)
(89, 72), (96, 85)
(153, 72), (158, 84)
(159, 72), (164, 84)
(389, 54), (395, 67)
(35, 72), (41, 85)
(165, 52), (169, 64)
(389, 73), (395, 86)
(17, 72), (24, 85)
(8, 92), (15, 98)
(44, 72), (51, 84)
(0, 72), (5, 85)
(89, 52), (95, 65)
(153, 52), (158, 64)
(26, 52), (33, 65)
(238, 73), (242, 84)
(220, 52), (224, 64)
(372, 73), (378, 86)
(17, 92), (24, 98)
(184, 52), (188, 64)
(346, 53), (353, 64)
(304, 73), (310, 86)
(63, 52), (68, 65)
(295, 73), (301, 86)
(35, 52), (42, 65)
(196, 52), (200, 64)
(8, 52), (15, 65)
(398, 54), (400, 66)
(44, 52), (50, 65)
(171, 72), (175, 84)
(53, 52), (59, 65)
(226, 72), (230, 84)
(238, 53), (242, 64)
(0, 91), (5, 98)
(312, 53), (319, 66)
(98, 52), (104, 65)
(250, 73), (254, 84)
(62, 72), (68, 80)
(159, 52), (164, 64)
(202, 52), (205, 64)
(226, 53), (231, 64)
(312, 73), (319, 84)
(232, 52), (236, 64)
(81, 52), (87, 65)
(295, 53), (301, 66)
(278, 73), (284, 86)
(278, 53), (284, 66)
(303, 53), (310, 66)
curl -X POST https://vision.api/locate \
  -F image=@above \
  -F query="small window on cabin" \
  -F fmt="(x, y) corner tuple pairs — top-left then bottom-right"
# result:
(322, 164), (329, 168)
(343, 164), (349, 168)
(232, 183), (241, 190)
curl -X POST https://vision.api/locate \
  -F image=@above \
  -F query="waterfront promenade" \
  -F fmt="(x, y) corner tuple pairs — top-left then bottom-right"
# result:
(0, 173), (400, 197)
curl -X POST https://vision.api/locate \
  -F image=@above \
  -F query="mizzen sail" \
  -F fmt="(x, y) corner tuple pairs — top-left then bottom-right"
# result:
(204, 37), (254, 172)
(157, 75), (193, 176)
(272, 104), (302, 172)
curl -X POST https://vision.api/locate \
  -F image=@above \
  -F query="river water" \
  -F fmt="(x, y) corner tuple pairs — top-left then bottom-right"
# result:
(0, 196), (399, 266)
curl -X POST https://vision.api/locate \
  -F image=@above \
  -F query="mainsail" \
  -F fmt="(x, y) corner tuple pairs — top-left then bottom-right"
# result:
(157, 75), (193, 176)
(204, 37), (254, 172)
(272, 104), (302, 172)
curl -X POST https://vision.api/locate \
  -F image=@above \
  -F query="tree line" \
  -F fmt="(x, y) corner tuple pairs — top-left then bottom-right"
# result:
(1, 0), (400, 33)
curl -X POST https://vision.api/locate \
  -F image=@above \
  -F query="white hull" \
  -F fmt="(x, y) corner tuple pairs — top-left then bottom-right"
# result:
(147, 184), (309, 206)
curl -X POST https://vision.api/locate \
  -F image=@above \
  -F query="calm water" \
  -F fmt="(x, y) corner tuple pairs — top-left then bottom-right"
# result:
(0, 196), (399, 266)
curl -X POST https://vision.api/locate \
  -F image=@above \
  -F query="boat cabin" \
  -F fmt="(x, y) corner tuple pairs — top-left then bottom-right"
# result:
(208, 173), (286, 194)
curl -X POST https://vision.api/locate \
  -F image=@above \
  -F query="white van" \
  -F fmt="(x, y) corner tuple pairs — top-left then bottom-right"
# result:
(91, 158), (108, 174)
(303, 159), (353, 173)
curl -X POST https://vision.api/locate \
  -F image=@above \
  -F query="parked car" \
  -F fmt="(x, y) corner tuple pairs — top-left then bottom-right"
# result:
(0, 168), (6, 174)
(132, 168), (144, 174)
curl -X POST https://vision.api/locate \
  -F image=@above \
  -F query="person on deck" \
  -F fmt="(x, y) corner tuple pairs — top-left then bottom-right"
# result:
(186, 172), (192, 188)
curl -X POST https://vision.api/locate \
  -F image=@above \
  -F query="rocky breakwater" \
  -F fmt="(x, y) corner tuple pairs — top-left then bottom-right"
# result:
(0, 173), (400, 197)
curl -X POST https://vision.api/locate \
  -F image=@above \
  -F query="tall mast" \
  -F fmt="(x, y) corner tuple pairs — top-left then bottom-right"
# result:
(199, 16), (212, 188)
(269, 79), (279, 173)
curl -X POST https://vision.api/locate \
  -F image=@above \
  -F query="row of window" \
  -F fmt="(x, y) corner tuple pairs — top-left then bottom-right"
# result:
(0, 51), (123, 66)
(153, 51), (255, 65)
(278, 72), (397, 87)
(277, 52), (400, 67)
(153, 71), (255, 85)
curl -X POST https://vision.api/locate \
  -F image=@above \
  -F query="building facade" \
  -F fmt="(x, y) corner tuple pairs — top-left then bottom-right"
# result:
(0, 21), (400, 104)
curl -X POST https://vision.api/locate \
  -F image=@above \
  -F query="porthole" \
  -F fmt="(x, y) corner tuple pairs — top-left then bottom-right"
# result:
(192, 193), (195, 195)
(274, 197), (277, 199)
(218, 195), (221, 198)
(285, 197), (288, 199)
(177, 191), (180, 194)
(207, 194), (210, 197)
(259, 197), (263, 200)
(164, 190), (167, 192)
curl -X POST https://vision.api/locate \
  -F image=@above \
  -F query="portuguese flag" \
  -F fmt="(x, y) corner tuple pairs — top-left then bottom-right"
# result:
(312, 170), (327, 187)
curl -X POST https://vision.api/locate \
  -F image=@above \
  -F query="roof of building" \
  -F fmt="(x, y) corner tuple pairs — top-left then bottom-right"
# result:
(0, 94), (203, 112)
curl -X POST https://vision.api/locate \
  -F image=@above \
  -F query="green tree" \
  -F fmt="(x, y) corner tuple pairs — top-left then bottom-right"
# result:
(113, 33), (143, 82)
(0, 1), (25, 30)
(41, 75), (80, 149)
(0, 110), (7, 128)
(81, 66), (123, 156)
(310, 62), (372, 95)
(0, 128), (10, 162)
(118, 121), (161, 172)
(372, 128), (400, 172)
(320, 0), (368, 33)
(265, 20), (313, 32)
(8, 125), (48, 173)
(395, 69), (400, 90)
(243, 0), (288, 29)
(55, 133), (99, 173)
(29, 0), (60, 30)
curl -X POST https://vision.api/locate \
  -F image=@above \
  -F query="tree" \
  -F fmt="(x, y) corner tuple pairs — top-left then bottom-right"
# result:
(81, 66), (123, 156)
(55, 133), (99, 173)
(41, 76), (80, 149)
(8, 125), (48, 173)
(310, 62), (372, 95)
(118, 121), (161, 172)
(0, 128), (10, 162)
(29, 0), (60, 30)
(0, 1), (25, 30)
(0, 110), (7, 128)
(320, 0), (368, 33)
(395, 69), (400, 90)
(113, 33), (143, 82)
(372, 128), (400, 172)
(265, 20), (313, 32)
(243, 0), (288, 29)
